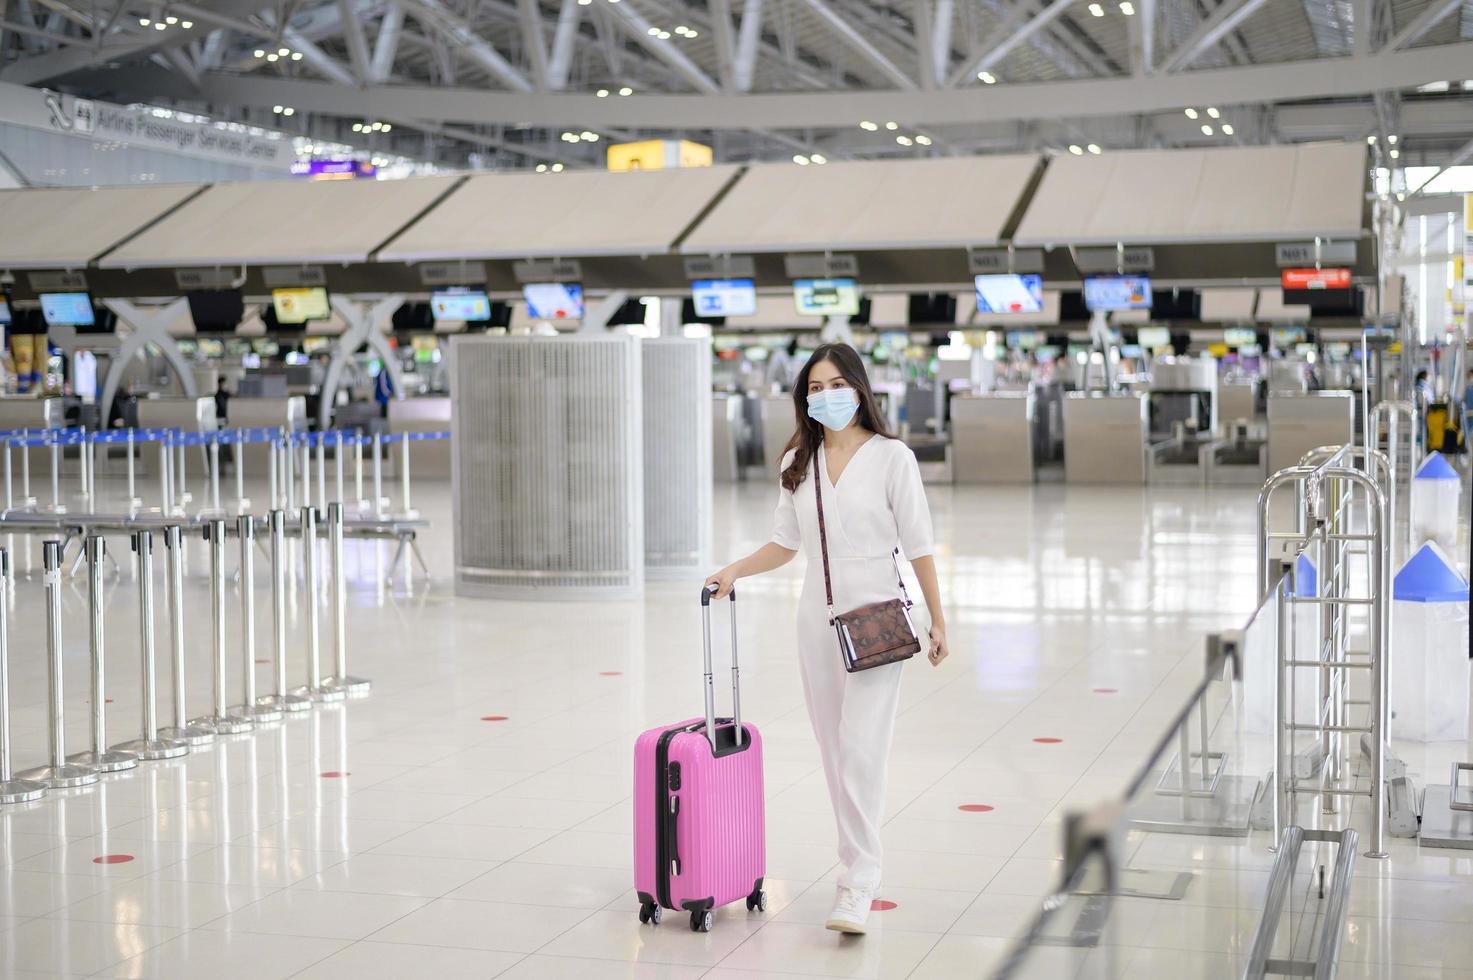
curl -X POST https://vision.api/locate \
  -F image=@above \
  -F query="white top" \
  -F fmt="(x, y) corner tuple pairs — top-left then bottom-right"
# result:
(771, 435), (934, 562)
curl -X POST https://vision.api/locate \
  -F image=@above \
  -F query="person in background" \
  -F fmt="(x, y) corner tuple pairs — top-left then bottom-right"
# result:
(214, 377), (230, 425)
(374, 364), (395, 417)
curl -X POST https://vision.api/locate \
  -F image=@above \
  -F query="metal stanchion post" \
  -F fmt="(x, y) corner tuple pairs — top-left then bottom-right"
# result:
(191, 520), (254, 735)
(354, 436), (366, 512)
(0, 550), (45, 804)
(112, 530), (189, 761)
(209, 436), (222, 514)
(234, 431), (250, 516)
(323, 503), (370, 696)
(316, 437), (326, 514)
(158, 438), (172, 515)
(176, 441), (191, 507)
(260, 511), (310, 714)
(300, 438), (311, 511)
(269, 433), (280, 512)
(157, 526), (214, 746)
(335, 432), (345, 506)
(372, 433), (385, 516)
(67, 537), (137, 773)
(399, 434), (417, 519)
(234, 515), (281, 724)
(46, 434), (65, 514)
(293, 507), (344, 702)
(20, 432), (34, 508)
(126, 429), (140, 510)
(18, 541), (99, 788)
(3, 438), (13, 512)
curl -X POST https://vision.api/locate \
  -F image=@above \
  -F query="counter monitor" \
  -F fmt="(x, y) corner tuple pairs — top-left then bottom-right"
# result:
(1083, 276), (1152, 312)
(1035, 345), (1061, 362)
(431, 288), (492, 322)
(692, 278), (757, 318)
(225, 338), (252, 356)
(1223, 327), (1257, 347)
(523, 282), (584, 320)
(793, 278), (859, 317)
(40, 292), (96, 327)
(1005, 329), (1044, 350)
(197, 338), (225, 358)
(272, 287), (331, 324)
(975, 274), (1044, 315)
(1273, 326), (1307, 347)
(1136, 326), (1170, 349)
(187, 289), (245, 332)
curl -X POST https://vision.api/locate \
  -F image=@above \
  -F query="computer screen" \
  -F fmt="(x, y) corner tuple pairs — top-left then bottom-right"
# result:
(0, 298), (10, 325)
(1005, 330), (1044, 350)
(1223, 327), (1257, 347)
(975, 274), (1044, 315)
(1137, 326), (1170, 349)
(523, 282), (584, 319)
(430, 288), (492, 322)
(197, 338), (225, 359)
(187, 290), (245, 332)
(271, 287), (331, 324)
(40, 292), (96, 327)
(793, 278), (859, 317)
(252, 338), (280, 357)
(1083, 276), (1152, 312)
(691, 279), (757, 318)
(1274, 326), (1307, 347)
(225, 338), (252, 356)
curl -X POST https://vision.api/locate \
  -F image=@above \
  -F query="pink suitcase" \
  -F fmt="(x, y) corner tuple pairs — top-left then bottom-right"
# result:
(634, 587), (766, 933)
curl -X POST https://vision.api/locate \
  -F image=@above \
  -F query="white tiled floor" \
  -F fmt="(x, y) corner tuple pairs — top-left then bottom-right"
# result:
(0, 473), (1465, 978)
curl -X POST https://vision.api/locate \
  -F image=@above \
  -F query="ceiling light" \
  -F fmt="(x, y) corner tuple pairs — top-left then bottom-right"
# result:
(1220, 123), (1233, 135)
(1387, 134), (1398, 144)
(1366, 135), (1376, 144)
(253, 47), (264, 57)
(165, 14), (177, 23)
(140, 17), (151, 25)
(915, 134), (932, 145)
(810, 153), (827, 164)
(181, 19), (192, 27)
(380, 123), (389, 131)
(551, 162), (564, 172)
(884, 121), (898, 130)
(352, 123), (363, 132)
(1201, 124), (1213, 135)
(619, 86), (633, 95)
(581, 131), (598, 141)
(647, 26), (659, 35)
(1088, 2), (1103, 14)
(596, 88), (609, 97)
(1119, 1), (1134, 12)
(266, 52), (279, 61)
(153, 21), (166, 29)
(860, 120), (878, 131)
(793, 154), (809, 165)
(657, 30), (671, 38)
(272, 105), (283, 113)
(1087, 143), (1101, 154)
(977, 70), (996, 83)
(675, 24), (688, 32)
(685, 29), (697, 36)
(1389, 148), (1400, 159)
(278, 47), (289, 55)
(1206, 106), (1219, 118)
(536, 163), (548, 172)
(896, 135), (913, 146)
(578, 0), (592, 5)
(1184, 107), (1198, 119)
(1069, 144), (1083, 155)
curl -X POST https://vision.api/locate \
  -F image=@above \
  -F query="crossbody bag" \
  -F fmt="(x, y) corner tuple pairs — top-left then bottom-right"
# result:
(813, 454), (921, 673)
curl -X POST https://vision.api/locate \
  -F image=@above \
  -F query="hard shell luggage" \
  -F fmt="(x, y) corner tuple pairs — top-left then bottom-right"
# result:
(633, 587), (766, 933)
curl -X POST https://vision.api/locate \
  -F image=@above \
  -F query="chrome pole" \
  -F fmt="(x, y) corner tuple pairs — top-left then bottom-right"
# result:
(316, 437), (326, 514)
(334, 432), (345, 506)
(354, 437), (365, 512)
(235, 515), (280, 724)
(323, 502), (369, 695)
(191, 521), (253, 735)
(113, 530), (189, 761)
(18, 541), (99, 788)
(268, 433), (280, 511)
(294, 506), (343, 702)
(0, 549), (45, 804)
(46, 435), (65, 514)
(262, 511), (310, 714)
(157, 525), (214, 746)
(210, 437), (221, 514)
(234, 432), (248, 515)
(399, 434), (416, 518)
(20, 431), (33, 507)
(372, 433), (384, 516)
(3, 438), (12, 512)
(126, 429), (139, 509)
(176, 441), (190, 507)
(67, 537), (137, 773)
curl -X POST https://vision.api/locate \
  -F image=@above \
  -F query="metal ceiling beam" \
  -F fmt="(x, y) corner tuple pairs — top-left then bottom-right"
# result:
(396, 0), (535, 92)
(1162, 0), (1270, 71)
(946, 0), (1075, 86)
(793, 0), (918, 90)
(546, 0), (580, 88)
(1133, 0), (1156, 73)
(253, 8), (361, 85)
(912, 0), (936, 89)
(930, 0), (954, 86)
(708, 0), (737, 91)
(0, 16), (84, 44)
(516, 0), (551, 89)
(185, 40), (1473, 129)
(336, 0), (374, 82)
(1386, 0), (1460, 49)
(370, 2), (403, 82)
(604, 0), (720, 93)
(733, 0), (762, 91)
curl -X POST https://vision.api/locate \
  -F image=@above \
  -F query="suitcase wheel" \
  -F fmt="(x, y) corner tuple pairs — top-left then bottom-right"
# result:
(638, 901), (662, 925)
(745, 890), (768, 913)
(689, 910), (713, 932)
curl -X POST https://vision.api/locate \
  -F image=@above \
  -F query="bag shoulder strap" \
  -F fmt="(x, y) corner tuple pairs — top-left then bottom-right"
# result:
(812, 453), (835, 622)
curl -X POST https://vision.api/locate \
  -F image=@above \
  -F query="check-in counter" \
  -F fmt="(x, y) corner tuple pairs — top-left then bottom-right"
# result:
(713, 393), (743, 482)
(1219, 380), (1259, 426)
(228, 395), (306, 479)
(759, 394), (794, 470)
(951, 393), (1034, 484)
(388, 397), (452, 477)
(1062, 393), (1148, 484)
(0, 397), (66, 483)
(136, 396), (216, 431)
(1267, 392), (1354, 474)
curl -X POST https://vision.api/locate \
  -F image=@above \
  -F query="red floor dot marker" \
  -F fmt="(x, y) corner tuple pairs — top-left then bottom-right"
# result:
(481, 715), (509, 722)
(1093, 688), (1119, 694)
(958, 804), (995, 813)
(1033, 737), (1063, 744)
(256, 659), (271, 665)
(92, 854), (134, 865)
(320, 771), (350, 778)
(870, 900), (897, 911)
(599, 671), (623, 676)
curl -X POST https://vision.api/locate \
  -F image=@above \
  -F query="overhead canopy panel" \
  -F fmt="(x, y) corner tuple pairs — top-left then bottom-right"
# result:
(0, 185), (202, 269)
(1014, 142), (1367, 246)
(682, 156), (1041, 254)
(378, 166), (742, 262)
(101, 175), (464, 268)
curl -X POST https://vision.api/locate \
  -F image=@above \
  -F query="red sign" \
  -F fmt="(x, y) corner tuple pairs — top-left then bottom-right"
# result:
(1282, 268), (1351, 290)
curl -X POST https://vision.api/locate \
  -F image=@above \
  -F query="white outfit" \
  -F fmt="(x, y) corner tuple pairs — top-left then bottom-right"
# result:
(771, 434), (935, 890)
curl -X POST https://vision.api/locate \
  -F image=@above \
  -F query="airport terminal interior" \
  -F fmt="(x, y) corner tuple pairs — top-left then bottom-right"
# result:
(0, 2), (1472, 977)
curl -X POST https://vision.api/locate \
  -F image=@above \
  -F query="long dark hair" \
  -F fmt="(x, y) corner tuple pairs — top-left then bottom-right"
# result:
(780, 343), (894, 492)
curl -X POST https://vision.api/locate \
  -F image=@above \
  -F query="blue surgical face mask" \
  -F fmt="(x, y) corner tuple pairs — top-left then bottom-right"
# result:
(807, 387), (859, 431)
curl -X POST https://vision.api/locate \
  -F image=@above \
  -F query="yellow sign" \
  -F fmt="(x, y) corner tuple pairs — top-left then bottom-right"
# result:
(607, 139), (712, 172)
(1207, 343), (1229, 357)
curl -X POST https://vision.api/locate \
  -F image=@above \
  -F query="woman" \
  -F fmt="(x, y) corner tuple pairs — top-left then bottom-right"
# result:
(706, 342), (948, 935)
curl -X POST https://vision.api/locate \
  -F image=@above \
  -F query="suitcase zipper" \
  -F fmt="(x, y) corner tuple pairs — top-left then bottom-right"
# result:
(654, 722), (703, 910)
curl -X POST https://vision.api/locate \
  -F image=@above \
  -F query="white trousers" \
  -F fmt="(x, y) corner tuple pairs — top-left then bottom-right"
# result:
(797, 557), (911, 891)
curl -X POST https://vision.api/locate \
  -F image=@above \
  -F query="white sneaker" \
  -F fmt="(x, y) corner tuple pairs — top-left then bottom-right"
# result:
(825, 885), (874, 934)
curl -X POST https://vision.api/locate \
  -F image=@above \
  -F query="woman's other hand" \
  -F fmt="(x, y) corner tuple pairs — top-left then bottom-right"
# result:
(927, 626), (949, 666)
(705, 566), (738, 600)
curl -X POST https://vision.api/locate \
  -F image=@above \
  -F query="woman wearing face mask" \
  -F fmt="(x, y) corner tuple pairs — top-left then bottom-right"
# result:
(706, 342), (948, 935)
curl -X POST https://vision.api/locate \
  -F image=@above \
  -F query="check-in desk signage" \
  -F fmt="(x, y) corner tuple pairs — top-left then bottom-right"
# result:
(1281, 268), (1351, 290)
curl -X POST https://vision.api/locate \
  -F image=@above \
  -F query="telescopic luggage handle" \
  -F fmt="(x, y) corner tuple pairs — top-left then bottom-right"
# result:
(699, 586), (742, 750)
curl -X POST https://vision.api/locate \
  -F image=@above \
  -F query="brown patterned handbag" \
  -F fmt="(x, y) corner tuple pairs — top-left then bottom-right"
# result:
(813, 455), (921, 673)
